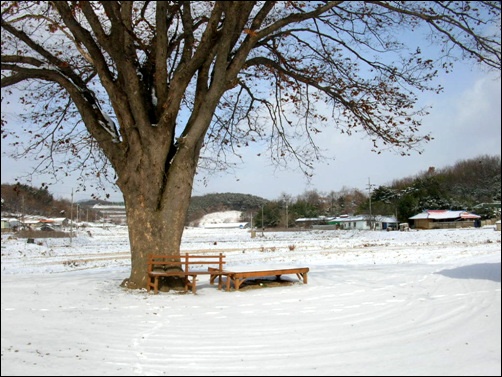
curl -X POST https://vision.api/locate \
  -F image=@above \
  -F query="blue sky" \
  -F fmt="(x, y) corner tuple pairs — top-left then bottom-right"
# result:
(2, 65), (500, 203)
(1, 3), (500, 204)
(190, 67), (501, 200)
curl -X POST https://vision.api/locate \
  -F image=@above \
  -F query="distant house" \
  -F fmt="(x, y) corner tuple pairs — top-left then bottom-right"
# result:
(52, 217), (69, 228)
(296, 214), (398, 231)
(22, 216), (45, 230)
(38, 217), (69, 229)
(409, 210), (481, 230)
(1, 216), (23, 230)
(326, 214), (398, 231)
(92, 204), (127, 224)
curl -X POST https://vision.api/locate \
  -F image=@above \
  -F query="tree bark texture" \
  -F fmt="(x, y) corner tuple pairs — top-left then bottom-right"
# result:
(118, 136), (201, 289)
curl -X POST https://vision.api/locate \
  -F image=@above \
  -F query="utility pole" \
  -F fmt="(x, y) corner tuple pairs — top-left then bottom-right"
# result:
(261, 204), (264, 236)
(69, 189), (73, 245)
(250, 212), (256, 238)
(21, 195), (25, 230)
(367, 178), (376, 230)
(285, 200), (289, 229)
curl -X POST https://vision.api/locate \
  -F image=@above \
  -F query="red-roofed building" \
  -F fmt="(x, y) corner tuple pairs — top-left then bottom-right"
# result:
(409, 210), (481, 230)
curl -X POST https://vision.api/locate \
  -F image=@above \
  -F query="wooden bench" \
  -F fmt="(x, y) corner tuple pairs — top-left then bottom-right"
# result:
(208, 266), (309, 291)
(147, 253), (226, 294)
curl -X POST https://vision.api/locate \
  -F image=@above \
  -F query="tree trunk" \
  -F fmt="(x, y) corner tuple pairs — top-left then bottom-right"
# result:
(118, 146), (198, 290)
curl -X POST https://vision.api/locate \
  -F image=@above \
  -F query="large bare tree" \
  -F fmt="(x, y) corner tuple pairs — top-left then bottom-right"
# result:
(1, 1), (500, 289)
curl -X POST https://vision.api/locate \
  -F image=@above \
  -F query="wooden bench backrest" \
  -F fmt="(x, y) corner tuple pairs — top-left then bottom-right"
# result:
(148, 253), (225, 273)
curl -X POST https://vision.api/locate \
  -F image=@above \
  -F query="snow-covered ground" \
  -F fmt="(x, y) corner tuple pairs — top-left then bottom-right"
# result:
(1, 212), (501, 376)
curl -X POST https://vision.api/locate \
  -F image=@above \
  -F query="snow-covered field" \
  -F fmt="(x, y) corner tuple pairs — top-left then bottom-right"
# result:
(1, 212), (501, 376)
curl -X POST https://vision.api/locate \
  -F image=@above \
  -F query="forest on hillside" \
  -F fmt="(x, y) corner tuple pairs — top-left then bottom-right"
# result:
(2, 154), (500, 226)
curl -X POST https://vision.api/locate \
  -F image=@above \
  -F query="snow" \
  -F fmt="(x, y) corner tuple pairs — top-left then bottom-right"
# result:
(197, 210), (242, 224)
(196, 210), (247, 228)
(1, 211), (501, 376)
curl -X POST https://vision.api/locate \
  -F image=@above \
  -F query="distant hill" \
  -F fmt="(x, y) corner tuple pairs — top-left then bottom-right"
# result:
(0, 183), (108, 220)
(186, 192), (268, 224)
(1, 184), (266, 224)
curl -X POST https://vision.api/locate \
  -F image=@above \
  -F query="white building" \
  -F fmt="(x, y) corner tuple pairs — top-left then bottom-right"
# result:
(297, 214), (398, 230)
(92, 204), (127, 224)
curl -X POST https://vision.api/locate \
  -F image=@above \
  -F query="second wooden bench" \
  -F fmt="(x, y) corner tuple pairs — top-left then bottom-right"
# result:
(208, 266), (309, 291)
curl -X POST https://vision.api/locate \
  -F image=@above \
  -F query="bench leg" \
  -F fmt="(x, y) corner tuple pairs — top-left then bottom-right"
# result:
(209, 273), (218, 286)
(217, 274), (222, 290)
(184, 275), (197, 294)
(191, 276), (197, 294)
(153, 277), (159, 294)
(209, 271), (224, 290)
(208, 268), (228, 291)
(295, 272), (308, 284)
(183, 276), (190, 293)
(234, 278), (243, 291)
(211, 274), (223, 290)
